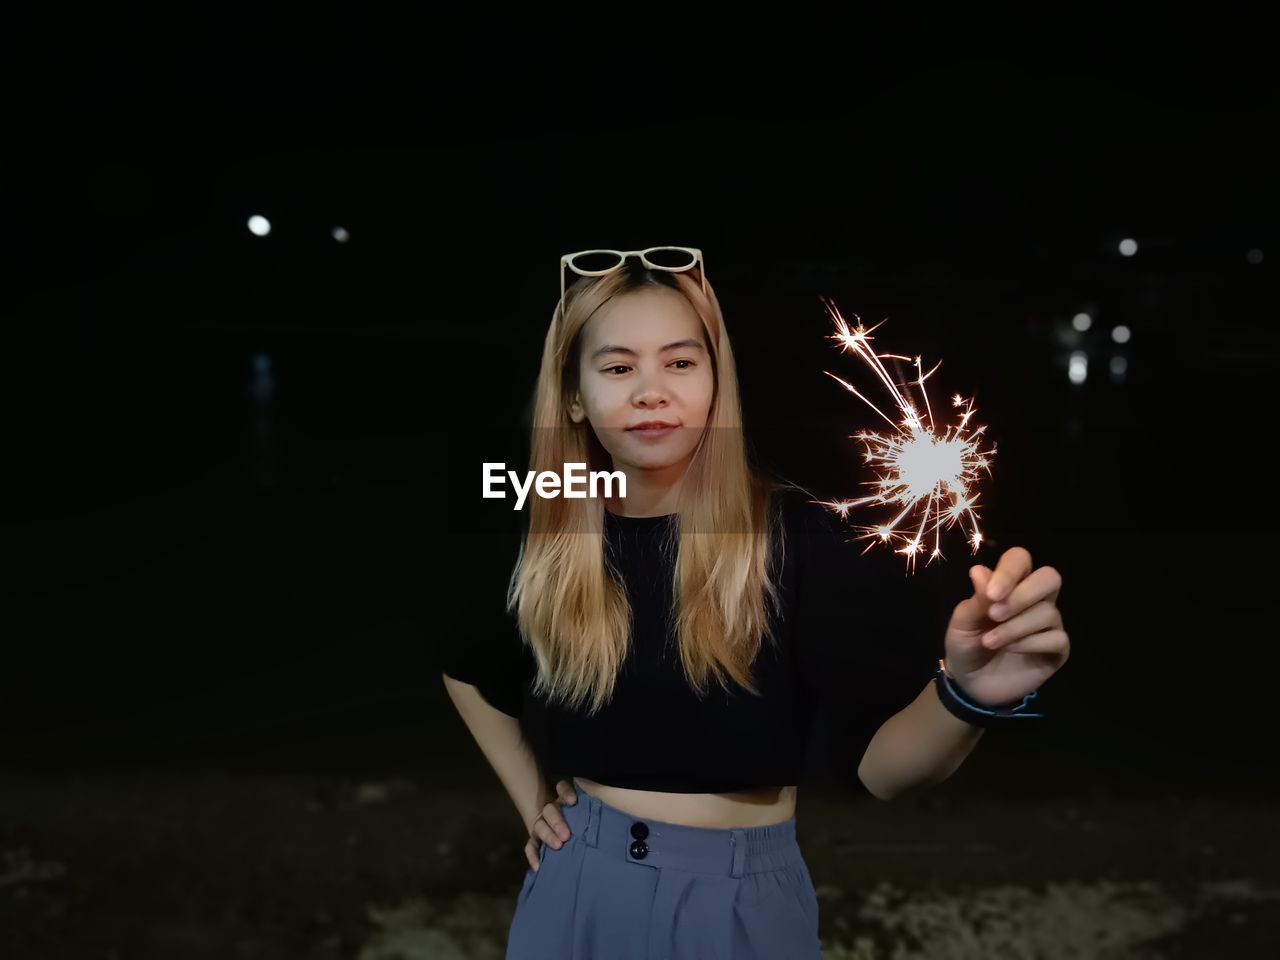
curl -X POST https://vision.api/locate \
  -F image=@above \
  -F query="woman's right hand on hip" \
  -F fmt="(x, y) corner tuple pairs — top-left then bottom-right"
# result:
(525, 779), (578, 871)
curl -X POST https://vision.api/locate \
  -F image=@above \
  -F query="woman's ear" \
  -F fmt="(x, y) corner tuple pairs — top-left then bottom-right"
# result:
(568, 393), (585, 424)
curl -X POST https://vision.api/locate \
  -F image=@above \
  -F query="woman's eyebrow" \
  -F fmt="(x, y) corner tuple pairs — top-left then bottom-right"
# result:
(590, 339), (707, 361)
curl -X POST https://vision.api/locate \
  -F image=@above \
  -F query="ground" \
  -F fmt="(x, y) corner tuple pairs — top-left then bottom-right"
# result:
(3, 766), (1278, 959)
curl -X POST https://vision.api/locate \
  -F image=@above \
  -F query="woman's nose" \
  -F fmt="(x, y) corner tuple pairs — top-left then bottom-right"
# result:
(633, 388), (668, 407)
(630, 376), (668, 406)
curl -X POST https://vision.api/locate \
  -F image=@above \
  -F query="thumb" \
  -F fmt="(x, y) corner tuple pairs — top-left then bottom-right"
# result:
(557, 779), (578, 805)
(952, 565), (996, 631)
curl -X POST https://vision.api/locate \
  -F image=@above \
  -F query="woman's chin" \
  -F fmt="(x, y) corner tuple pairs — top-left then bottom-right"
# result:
(612, 450), (693, 473)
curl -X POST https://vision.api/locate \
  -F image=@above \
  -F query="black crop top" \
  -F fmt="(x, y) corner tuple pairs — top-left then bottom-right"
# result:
(441, 486), (951, 793)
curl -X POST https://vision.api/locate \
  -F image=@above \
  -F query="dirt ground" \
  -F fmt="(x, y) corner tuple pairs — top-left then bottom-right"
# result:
(2, 764), (1278, 960)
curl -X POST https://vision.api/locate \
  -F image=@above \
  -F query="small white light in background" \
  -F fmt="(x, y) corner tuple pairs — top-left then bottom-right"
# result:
(1069, 351), (1088, 385)
(1111, 325), (1132, 344)
(1072, 312), (1093, 332)
(1119, 238), (1138, 256)
(248, 215), (271, 237)
(1110, 356), (1128, 382)
(1248, 248), (1264, 265)
(332, 226), (350, 243)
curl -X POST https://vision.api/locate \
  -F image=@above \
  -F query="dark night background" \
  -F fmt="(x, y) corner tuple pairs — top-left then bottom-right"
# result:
(2, 9), (1277, 959)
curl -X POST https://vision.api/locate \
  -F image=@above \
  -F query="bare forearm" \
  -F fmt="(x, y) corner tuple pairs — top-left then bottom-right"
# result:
(857, 679), (984, 800)
(443, 674), (554, 830)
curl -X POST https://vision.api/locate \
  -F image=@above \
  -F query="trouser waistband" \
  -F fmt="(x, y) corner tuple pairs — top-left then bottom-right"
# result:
(564, 779), (802, 877)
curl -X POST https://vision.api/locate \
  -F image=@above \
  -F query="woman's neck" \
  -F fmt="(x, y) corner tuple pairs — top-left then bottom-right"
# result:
(605, 460), (689, 517)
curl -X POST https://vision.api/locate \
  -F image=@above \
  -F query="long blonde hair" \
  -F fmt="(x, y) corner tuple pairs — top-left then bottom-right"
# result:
(508, 265), (786, 715)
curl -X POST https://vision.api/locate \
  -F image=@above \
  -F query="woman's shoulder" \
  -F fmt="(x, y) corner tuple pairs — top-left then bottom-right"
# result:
(766, 480), (845, 542)
(760, 480), (855, 583)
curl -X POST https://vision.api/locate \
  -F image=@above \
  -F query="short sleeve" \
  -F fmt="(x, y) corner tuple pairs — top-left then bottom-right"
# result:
(441, 610), (537, 719)
(782, 490), (950, 769)
(438, 537), (538, 719)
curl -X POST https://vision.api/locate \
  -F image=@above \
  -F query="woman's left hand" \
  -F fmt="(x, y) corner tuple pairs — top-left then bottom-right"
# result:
(942, 546), (1070, 708)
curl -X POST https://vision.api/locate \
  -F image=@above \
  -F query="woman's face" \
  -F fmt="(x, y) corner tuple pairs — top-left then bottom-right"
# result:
(569, 286), (715, 474)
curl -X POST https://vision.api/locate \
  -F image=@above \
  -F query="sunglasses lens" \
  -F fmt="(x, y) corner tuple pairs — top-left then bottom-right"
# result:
(570, 252), (624, 273)
(645, 248), (698, 270)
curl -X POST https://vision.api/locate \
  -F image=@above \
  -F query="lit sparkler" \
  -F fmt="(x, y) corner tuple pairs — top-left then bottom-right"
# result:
(816, 296), (996, 572)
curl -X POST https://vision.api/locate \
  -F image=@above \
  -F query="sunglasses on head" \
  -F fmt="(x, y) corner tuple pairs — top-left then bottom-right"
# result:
(560, 246), (706, 312)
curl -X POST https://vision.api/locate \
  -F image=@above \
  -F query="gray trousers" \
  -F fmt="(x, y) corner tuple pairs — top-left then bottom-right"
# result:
(505, 779), (822, 959)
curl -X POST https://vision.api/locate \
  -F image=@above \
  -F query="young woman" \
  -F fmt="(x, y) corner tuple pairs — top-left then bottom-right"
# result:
(442, 247), (1070, 959)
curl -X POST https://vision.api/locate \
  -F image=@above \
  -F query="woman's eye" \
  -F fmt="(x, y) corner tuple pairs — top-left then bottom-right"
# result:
(602, 361), (694, 374)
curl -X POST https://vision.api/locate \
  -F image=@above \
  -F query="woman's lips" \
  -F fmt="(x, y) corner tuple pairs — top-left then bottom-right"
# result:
(627, 424), (678, 440)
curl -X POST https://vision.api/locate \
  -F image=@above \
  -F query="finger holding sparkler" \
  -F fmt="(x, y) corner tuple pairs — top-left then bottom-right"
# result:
(940, 547), (1071, 710)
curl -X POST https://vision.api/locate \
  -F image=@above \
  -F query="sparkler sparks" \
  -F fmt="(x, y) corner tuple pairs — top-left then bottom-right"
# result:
(816, 296), (996, 572)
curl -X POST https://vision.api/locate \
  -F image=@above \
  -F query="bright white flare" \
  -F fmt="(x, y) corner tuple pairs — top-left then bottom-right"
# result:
(815, 296), (997, 573)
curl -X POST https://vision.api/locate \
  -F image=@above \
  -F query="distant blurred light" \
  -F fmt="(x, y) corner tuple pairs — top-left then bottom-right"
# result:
(1248, 248), (1264, 265)
(1119, 238), (1138, 256)
(248, 215), (271, 236)
(1069, 351), (1088, 385)
(1111, 325), (1132, 344)
(250, 352), (276, 401)
(332, 225), (350, 243)
(1110, 356), (1128, 382)
(1072, 312), (1093, 332)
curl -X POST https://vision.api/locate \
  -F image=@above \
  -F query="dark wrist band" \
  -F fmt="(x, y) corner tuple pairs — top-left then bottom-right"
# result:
(932, 658), (1045, 728)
